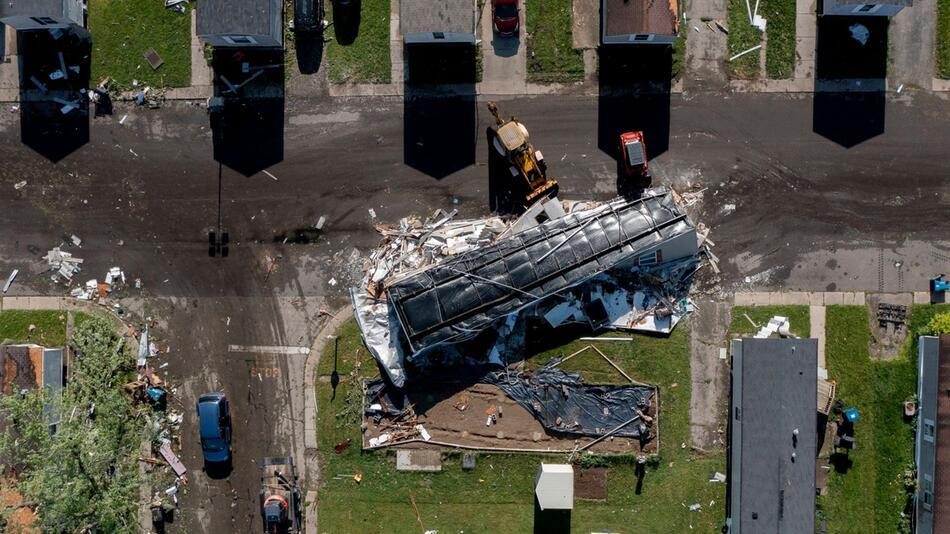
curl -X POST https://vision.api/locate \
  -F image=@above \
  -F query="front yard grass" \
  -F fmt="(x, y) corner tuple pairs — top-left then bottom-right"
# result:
(88, 0), (191, 89)
(729, 305), (811, 338)
(316, 319), (725, 533)
(0, 310), (69, 347)
(325, 0), (391, 84)
(761, 0), (796, 78)
(726, 0), (795, 79)
(727, 0), (762, 79)
(525, 0), (585, 83)
(818, 305), (917, 534)
(938, 0), (950, 78)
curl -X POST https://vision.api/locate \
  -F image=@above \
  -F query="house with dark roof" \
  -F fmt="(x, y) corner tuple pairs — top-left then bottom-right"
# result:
(0, 344), (65, 433)
(601, 0), (680, 45)
(820, 0), (910, 16)
(727, 338), (818, 534)
(400, 0), (477, 44)
(915, 335), (950, 534)
(197, 0), (283, 49)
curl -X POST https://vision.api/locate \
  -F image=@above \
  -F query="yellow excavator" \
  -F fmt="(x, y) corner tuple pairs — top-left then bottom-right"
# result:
(488, 101), (558, 205)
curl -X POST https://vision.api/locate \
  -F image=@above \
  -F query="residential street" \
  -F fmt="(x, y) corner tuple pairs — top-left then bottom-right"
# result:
(1, 92), (949, 532)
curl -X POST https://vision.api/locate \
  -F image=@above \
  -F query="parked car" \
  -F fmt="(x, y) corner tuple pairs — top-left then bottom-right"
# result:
(619, 131), (651, 185)
(197, 392), (232, 465)
(492, 0), (520, 37)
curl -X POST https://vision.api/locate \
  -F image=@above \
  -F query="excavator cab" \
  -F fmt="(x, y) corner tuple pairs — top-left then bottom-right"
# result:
(487, 101), (558, 206)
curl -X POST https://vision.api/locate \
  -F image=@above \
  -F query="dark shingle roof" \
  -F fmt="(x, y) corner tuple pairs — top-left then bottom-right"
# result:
(197, 0), (283, 47)
(401, 0), (475, 36)
(729, 338), (817, 534)
(0, 0), (64, 18)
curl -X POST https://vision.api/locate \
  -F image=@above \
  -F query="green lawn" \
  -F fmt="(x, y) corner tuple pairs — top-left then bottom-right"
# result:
(326, 0), (391, 83)
(525, 0), (585, 83)
(761, 0), (796, 78)
(818, 305), (917, 534)
(316, 320), (725, 533)
(0, 310), (69, 347)
(727, 0), (762, 79)
(88, 0), (192, 89)
(938, 0), (950, 78)
(729, 305), (811, 338)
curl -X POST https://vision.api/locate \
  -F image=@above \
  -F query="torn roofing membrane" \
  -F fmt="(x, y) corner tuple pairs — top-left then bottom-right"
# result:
(352, 188), (699, 387)
(386, 189), (694, 352)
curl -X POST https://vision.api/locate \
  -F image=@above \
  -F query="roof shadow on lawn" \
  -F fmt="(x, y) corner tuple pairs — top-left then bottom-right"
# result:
(403, 44), (477, 180)
(812, 16), (887, 148)
(210, 49), (284, 177)
(597, 45), (671, 193)
(14, 22), (92, 163)
(331, 0), (361, 45)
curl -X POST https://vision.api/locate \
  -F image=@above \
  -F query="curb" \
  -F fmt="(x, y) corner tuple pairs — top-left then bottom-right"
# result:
(302, 303), (353, 534)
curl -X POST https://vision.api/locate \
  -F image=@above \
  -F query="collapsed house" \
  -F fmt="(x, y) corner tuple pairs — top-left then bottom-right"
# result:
(352, 187), (700, 447)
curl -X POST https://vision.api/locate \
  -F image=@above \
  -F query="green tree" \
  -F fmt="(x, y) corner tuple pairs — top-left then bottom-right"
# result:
(0, 316), (146, 532)
(928, 311), (950, 335)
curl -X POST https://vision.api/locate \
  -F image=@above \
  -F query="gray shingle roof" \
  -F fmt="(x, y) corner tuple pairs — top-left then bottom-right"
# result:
(729, 338), (817, 534)
(401, 0), (475, 36)
(197, 0), (283, 47)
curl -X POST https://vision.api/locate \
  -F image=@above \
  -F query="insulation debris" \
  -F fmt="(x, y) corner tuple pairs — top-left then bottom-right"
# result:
(44, 246), (84, 283)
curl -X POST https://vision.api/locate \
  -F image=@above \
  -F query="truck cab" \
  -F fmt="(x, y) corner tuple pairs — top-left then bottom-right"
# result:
(197, 392), (232, 465)
(619, 131), (651, 186)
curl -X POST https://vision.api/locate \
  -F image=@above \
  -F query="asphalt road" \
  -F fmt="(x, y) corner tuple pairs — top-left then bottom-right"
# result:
(1, 91), (949, 533)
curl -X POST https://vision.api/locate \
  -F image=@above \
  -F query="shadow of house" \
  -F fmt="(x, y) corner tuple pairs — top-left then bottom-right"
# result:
(597, 0), (677, 188)
(293, 0), (326, 74)
(812, 16), (888, 148)
(597, 47), (672, 178)
(198, 0), (285, 177)
(331, 0), (362, 45)
(2, 15), (91, 162)
(401, 0), (477, 179)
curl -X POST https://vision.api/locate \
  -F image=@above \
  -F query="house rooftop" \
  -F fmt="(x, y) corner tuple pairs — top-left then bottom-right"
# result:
(728, 338), (817, 534)
(916, 335), (950, 534)
(836, 0), (912, 5)
(197, 0), (283, 48)
(602, 0), (679, 40)
(401, 0), (476, 44)
(0, 1), (66, 19)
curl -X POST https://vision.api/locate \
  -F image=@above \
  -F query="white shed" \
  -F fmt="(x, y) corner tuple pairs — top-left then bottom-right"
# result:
(535, 464), (574, 510)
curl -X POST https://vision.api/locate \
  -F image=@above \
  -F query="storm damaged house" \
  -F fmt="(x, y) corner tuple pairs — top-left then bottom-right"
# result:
(0, 344), (65, 434)
(352, 188), (700, 448)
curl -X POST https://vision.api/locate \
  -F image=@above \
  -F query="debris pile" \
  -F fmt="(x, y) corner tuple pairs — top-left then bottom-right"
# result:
(352, 188), (705, 449)
(354, 188), (700, 387)
(44, 246), (84, 283)
(69, 266), (127, 304)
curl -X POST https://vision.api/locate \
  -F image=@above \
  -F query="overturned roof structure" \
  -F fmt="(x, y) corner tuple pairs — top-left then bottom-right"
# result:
(353, 188), (699, 387)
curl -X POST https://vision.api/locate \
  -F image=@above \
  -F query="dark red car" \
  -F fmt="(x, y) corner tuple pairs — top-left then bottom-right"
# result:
(492, 0), (520, 37)
(619, 131), (651, 184)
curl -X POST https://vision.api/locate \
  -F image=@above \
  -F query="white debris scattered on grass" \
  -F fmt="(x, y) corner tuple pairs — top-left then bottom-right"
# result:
(688, 503), (702, 511)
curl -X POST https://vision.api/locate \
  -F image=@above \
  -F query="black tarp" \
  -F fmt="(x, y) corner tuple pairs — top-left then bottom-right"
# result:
(485, 364), (655, 439)
(364, 362), (656, 440)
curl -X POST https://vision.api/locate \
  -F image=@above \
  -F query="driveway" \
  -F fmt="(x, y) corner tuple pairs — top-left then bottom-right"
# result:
(478, 0), (527, 94)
